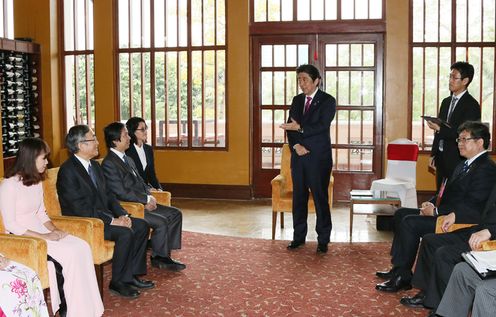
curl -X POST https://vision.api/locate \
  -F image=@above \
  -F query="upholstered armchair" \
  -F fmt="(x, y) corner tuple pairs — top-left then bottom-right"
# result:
(119, 191), (171, 217)
(435, 216), (495, 251)
(0, 214), (49, 289)
(42, 167), (115, 297)
(271, 144), (334, 240)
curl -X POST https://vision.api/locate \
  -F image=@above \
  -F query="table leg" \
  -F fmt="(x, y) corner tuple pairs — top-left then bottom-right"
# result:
(349, 203), (354, 241)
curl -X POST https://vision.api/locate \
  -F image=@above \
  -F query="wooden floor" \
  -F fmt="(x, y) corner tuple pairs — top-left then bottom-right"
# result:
(175, 198), (394, 243)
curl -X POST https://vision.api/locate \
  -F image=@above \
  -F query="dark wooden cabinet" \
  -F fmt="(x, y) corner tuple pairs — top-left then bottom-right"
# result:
(0, 38), (41, 172)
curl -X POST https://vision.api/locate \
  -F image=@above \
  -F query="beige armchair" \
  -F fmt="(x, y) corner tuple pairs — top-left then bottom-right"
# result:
(271, 144), (334, 240)
(0, 214), (49, 290)
(42, 167), (115, 297)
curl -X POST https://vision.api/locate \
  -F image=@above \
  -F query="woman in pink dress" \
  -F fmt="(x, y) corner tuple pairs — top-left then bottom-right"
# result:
(0, 138), (104, 317)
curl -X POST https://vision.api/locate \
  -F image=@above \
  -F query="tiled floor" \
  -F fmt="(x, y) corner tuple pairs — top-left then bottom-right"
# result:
(175, 198), (394, 243)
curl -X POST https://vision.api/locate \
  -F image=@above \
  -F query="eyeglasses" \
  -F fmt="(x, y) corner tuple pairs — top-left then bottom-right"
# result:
(136, 127), (148, 132)
(456, 137), (479, 143)
(449, 75), (464, 81)
(80, 138), (97, 143)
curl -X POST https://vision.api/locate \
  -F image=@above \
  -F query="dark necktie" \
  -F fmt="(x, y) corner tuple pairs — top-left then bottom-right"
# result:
(447, 97), (458, 123)
(88, 164), (98, 188)
(123, 155), (137, 176)
(462, 161), (469, 173)
(304, 96), (312, 114)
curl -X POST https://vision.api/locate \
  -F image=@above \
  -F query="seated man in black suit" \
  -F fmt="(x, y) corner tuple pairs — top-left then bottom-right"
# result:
(376, 121), (496, 292)
(102, 122), (185, 271)
(57, 125), (153, 298)
(401, 183), (496, 314)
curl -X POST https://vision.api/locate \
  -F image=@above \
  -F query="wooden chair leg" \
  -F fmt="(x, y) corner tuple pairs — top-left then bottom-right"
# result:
(94, 264), (104, 301)
(280, 212), (284, 228)
(272, 211), (277, 240)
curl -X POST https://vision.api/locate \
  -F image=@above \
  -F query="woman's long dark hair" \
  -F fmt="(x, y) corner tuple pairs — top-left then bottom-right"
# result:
(126, 116), (146, 145)
(5, 138), (50, 186)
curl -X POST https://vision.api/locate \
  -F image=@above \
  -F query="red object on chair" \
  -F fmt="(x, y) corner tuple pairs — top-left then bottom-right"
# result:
(371, 139), (419, 208)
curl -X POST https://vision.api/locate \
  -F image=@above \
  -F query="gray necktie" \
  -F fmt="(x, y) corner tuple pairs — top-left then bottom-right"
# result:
(447, 97), (458, 123)
(123, 155), (137, 176)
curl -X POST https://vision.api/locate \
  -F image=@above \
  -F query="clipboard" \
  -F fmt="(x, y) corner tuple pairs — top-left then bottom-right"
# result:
(462, 252), (496, 279)
(421, 116), (452, 128)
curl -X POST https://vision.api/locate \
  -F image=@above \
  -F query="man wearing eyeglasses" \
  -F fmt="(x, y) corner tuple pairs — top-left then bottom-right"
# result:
(428, 62), (481, 190)
(57, 125), (153, 298)
(101, 122), (186, 272)
(376, 121), (496, 294)
(396, 121), (496, 313)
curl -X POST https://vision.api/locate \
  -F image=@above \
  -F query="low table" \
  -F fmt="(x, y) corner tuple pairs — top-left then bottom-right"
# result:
(349, 193), (401, 241)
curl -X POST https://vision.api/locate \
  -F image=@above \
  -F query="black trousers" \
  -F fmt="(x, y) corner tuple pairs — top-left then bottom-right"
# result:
(411, 231), (472, 309)
(104, 217), (149, 283)
(291, 155), (332, 245)
(144, 204), (183, 257)
(47, 255), (66, 315)
(389, 208), (437, 280)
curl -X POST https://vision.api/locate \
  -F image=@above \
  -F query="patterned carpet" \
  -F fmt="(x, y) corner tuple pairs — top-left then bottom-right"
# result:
(102, 232), (427, 316)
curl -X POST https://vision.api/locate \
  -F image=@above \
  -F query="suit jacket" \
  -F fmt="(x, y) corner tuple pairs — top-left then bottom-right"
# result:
(57, 155), (128, 224)
(434, 152), (496, 223)
(444, 184), (496, 241)
(286, 89), (336, 167)
(431, 92), (481, 178)
(102, 150), (150, 204)
(125, 143), (162, 190)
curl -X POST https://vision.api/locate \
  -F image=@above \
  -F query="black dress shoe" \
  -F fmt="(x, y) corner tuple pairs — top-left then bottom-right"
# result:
(128, 277), (155, 289)
(400, 291), (426, 308)
(376, 268), (394, 280)
(375, 274), (412, 292)
(109, 281), (140, 298)
(316, 243), (328, 253)
(287, 240), (305, 249)
(151, 256), (186, 271)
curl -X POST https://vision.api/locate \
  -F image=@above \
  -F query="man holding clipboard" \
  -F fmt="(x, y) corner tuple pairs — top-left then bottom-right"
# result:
(427, 62), (480, 189)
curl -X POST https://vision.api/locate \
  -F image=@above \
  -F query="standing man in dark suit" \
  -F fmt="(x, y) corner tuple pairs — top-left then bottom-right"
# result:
(429, 61), (481, 189)
(125, 117), (163, 191)
(57, 125), (153, 298)
(102, 122), (185, 271)
(401, 182), (496, 314)
(376, 121), (496, 293)
(280, 64), (336, 254)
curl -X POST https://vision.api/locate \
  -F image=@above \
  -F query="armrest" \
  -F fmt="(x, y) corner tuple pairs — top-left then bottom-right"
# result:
(0, 234), (49, 289)
(50, 215), (108, 263)
(151, 190), (171, 206)
(481, 241), (496, 251)
(435, 216), (476, 234)
(120, 201), (145, 219)
(271, 174), (284, 200)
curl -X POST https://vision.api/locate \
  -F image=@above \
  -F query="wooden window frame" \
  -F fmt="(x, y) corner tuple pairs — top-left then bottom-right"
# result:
(409, 0), (496, 153)
(115, 0), (227, 150)
(59, 0), (95, 132)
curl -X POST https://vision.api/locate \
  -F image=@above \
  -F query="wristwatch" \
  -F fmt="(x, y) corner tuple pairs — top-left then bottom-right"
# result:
(297, 127), (304, 133)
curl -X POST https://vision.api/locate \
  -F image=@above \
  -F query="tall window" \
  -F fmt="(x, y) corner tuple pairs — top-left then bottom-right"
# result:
(253, 0), (383, 22)
(117, 0), (226, 149)
(60, 0), (95, 131)
(411, 0), (495, 151)
(0, 0), (13, 39)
